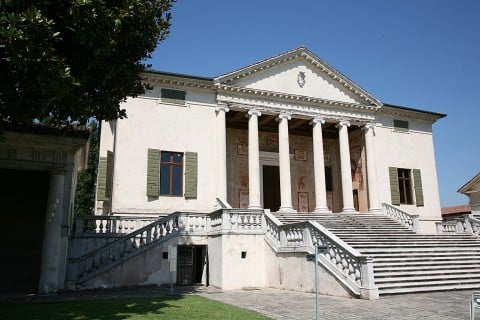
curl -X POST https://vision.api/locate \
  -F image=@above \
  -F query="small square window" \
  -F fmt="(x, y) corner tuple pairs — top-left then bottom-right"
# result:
(162, 252), (168, 259)
(161, 88), (186, 105)
(393, 119), (409, 132)
(241, 251), (247, 259)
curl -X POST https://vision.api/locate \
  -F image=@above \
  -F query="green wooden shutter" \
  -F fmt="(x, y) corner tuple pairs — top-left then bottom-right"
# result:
(413, 169), (424, 206)
(389, 167), (400, 205)
(106, 151), (114, 198)
(147, 149), (160, 197)
(97, 157), (108, 201)
(184, 152), (198, 199)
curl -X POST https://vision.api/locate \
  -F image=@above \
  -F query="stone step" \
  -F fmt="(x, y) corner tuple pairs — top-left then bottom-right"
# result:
(378, 282), (480, 295)
(372, 257), (480, 266)
(374, 264), (480, 272)
(354, 245), (480, 251)
(275, 210), (480, 296)
(375, 269), (480, 278)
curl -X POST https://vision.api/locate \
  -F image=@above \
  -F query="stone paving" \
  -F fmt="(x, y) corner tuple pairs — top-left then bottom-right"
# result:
(0, 286), (476, 320)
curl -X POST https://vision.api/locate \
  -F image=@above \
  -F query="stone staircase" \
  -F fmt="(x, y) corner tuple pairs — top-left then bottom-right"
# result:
(274, 212), (480, 295)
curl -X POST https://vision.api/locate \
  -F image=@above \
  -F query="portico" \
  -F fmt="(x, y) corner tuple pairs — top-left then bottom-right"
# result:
(221, 105), (381, 214)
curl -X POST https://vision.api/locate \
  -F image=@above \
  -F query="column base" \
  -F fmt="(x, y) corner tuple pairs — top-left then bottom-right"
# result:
(278, 206), (297, 213)
(314, 207), (331, 214)
(248, 205), (263, 210)
(368, 208), (383, 214)
(342, 208), (357, 214)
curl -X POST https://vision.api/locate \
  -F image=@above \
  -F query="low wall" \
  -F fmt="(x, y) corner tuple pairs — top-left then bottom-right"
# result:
(264, 243), (352, 298)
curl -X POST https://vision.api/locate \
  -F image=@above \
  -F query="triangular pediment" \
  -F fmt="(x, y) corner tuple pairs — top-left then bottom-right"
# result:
(214, 47), (381, 107)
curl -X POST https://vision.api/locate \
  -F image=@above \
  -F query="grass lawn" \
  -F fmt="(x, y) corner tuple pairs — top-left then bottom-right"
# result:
(0, 295), (272, 320)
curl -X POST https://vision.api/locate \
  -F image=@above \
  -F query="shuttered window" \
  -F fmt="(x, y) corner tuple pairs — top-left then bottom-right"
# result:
(146, 149), (197, 198)
(161, 88), (186, 105)
(389, 167), (424, 206)
(184, 152), (198, 199)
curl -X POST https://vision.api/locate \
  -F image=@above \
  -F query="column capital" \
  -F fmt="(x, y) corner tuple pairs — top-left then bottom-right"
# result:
(215, 105), (230, 113)
(247, 109), (262, 118)
(309, 117), (325, 125)
(276, 112), (292, 121)
(364, 122), (376, 130)
(337, 120), (351, 128)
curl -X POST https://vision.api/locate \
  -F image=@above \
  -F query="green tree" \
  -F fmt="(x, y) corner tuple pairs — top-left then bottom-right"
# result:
(74, 120), (99, 216)
(0, 0), (174, 127)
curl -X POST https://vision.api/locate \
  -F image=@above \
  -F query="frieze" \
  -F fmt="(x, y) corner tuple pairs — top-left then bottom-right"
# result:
(217, 91), (375, 123)
(0, 144), (68, 164)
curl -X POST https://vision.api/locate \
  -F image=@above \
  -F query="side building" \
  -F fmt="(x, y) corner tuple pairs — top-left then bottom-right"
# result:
(97, 47), (444, 233)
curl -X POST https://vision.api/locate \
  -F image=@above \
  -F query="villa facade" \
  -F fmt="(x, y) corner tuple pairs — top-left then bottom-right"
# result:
(97, 47), (444, 232)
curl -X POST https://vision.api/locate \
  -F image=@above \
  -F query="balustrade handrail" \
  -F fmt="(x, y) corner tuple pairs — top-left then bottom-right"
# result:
(73, 215), (161, 236)
(69, 213), (178, 263)
(382, 203), (419, 232)
(264, 212), (377, 299)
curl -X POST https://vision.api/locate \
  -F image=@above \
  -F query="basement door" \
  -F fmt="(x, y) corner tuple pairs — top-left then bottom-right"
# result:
(177, 245), (206, 285)
(263, 165), (281, 212)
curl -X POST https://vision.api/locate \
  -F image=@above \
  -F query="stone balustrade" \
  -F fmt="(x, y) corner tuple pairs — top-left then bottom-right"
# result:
(437, 215), (480, 236)
(208, 208), (265, 234)
(263, 212), (378, 299)
(382, 203), (419, 232)
(74, 215), (160, 235)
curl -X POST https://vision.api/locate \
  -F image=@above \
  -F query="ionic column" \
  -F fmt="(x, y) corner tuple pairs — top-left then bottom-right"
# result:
(216, 106), (229, 202)
(277, 113), (296, 212)
(311, 118), (330, 213)
(338, 120), (356, 213)
(248, 109), (262, 209)
(39, 169), (66, 293)
(364, 123), (382, 213)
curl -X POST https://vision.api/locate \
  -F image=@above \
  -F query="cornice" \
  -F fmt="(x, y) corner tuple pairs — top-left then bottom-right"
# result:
(379, 104), (445, 123)
(216, 84), (378, 112)
(214, 47), (382, 107)
(218, 93), (375, 124)
(142, 72), (215, 90)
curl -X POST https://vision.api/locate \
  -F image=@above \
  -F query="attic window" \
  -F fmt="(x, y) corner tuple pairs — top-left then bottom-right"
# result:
(161, 88), (186, 105)
(393, 119), (409, 132)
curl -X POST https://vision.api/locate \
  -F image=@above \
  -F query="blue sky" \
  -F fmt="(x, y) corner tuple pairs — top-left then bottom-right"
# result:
(149, 0), (480, 207)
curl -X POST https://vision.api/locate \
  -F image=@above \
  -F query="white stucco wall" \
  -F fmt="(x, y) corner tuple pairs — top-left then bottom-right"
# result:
(108, 87), (218, 214)
(373, 115), (442, 233)
(208, 234), (266, 290)
(264, 244), (351, 297)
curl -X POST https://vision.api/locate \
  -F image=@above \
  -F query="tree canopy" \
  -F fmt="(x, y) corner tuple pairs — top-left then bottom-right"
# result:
(0, 0), (174, 126)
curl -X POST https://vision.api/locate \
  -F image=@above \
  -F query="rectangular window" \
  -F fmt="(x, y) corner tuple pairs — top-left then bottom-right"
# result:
(161, 88), (186, 105)
(160, 151), (184, 196)
(393, 119), (409, 132)
(397, 168), (413, 204)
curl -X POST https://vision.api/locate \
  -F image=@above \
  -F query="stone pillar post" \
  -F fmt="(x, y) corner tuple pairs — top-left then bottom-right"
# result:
(338, 120), (356, 213)
(311, 118), (330, 213)
(216, 106), (229, 202)
(364, 123), (382, 213)
(39, 169), (66, 293)
(248, 109), (262, 209)
(277, 113), (296, 212)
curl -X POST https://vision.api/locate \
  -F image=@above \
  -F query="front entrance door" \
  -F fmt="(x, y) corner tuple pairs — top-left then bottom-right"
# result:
(263, 165), (281, 212)
(177, 245), (206, 285)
